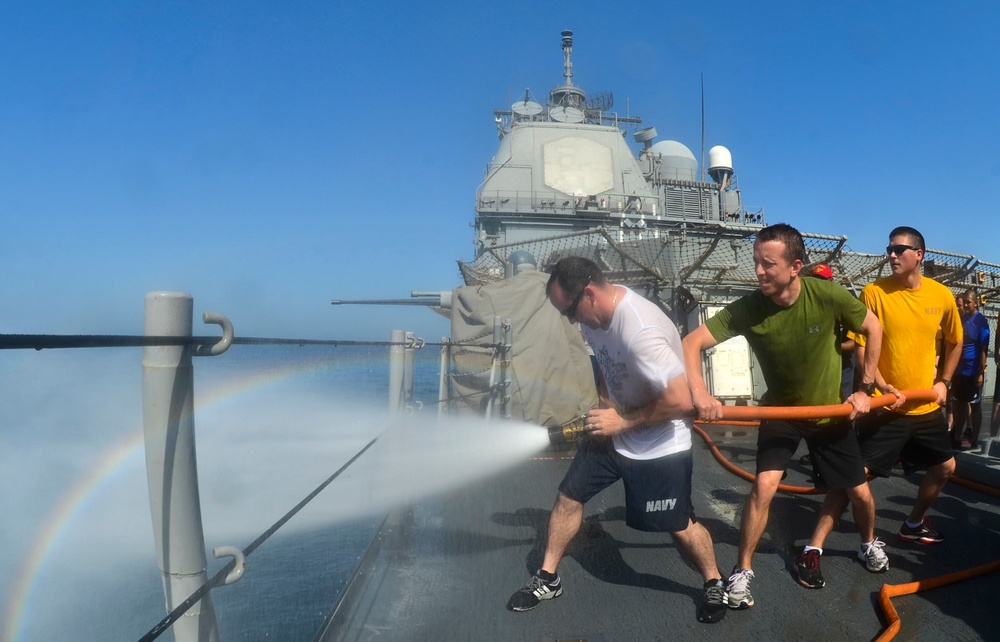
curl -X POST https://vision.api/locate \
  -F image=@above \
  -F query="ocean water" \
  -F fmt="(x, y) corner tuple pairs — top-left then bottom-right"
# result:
(0, 343), (445, 642)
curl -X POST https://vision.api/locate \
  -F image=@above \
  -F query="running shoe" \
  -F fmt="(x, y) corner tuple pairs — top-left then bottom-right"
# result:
(697, 579), (728, 624)
(725, 568), (755, 609)
(899, 519), (944, 544)
(506, 569), (562, 611)
(859, 538), (889, 572)
(794, 549), (825, 589)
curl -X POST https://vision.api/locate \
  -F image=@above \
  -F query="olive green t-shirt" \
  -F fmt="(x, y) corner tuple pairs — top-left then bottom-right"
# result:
(704, 277), (867, 407)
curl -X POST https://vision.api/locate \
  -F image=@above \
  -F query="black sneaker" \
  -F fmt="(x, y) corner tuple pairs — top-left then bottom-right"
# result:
(697, 579), (728, 623)
(899, 519), (944, 544)
(506, 570), (562, 611)
(794, 549), (825, 589)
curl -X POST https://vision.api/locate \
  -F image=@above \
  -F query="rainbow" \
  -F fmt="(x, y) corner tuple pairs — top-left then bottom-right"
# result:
(1, 348), (385, 642)
(2, 429), (145, 642)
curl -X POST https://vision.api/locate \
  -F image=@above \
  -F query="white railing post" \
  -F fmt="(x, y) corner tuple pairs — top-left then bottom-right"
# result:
(438, 337), (450, 417)
(388, 329), (406, 414)
(142, 292), (219, 642)
(500, 318), (512, 420)
(403, 331), (415, 412)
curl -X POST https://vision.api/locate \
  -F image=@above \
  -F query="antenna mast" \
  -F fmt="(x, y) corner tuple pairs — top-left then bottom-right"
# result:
(561, 30), (574, 86)
(701, 73), (706, 182)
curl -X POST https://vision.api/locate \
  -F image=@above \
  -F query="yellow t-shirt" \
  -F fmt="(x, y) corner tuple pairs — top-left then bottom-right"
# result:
(854, 275), (962, 415)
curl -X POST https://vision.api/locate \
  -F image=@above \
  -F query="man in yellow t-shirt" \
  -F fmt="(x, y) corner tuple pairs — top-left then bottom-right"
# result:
(817, 225), (962, 546)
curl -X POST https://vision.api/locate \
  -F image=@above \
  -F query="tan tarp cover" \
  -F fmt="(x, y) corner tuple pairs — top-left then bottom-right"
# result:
(450, 269), (598, 426)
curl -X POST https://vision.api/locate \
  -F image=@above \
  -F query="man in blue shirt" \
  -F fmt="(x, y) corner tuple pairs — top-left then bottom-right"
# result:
(952, 289), (990, 450)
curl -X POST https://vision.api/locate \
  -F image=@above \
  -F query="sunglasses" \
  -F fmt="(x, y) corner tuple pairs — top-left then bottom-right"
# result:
(562, 279), (591, 318)
(886, 244), (919, 256)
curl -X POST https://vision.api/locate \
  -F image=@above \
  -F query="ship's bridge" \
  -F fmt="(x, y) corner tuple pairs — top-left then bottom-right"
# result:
(477, 121), (657, 239)
(475, 119), (751, 251)
(475, 29), (758, 255)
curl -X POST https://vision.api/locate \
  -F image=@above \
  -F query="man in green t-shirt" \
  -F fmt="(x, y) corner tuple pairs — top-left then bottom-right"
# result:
(681, 223), (886, 610)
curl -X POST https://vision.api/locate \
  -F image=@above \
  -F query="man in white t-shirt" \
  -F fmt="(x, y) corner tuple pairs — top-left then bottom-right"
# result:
(506, 257), (728, 624)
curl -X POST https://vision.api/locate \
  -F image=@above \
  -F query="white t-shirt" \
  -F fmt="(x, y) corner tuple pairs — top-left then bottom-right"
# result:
(583, 287), (692, 460)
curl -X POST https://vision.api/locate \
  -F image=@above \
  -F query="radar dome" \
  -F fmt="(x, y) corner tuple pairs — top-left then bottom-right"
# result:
(708, 145), (733, 186)
(649, 140), (697, 181)
(505, 250), (537, 278)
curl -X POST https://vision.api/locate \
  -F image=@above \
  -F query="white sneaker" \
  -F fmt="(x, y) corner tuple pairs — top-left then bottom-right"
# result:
(726, 568), (755, 609)
(859, 538), (889, 573)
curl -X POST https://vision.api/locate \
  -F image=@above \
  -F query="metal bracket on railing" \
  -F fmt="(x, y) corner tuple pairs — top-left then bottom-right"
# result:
(406, 336), (426, 350)
(195, 312), (233, 356)
(213, 546), (246, 585)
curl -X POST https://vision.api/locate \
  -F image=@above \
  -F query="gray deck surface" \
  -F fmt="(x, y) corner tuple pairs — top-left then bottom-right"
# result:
(320, 424), (1000, 641)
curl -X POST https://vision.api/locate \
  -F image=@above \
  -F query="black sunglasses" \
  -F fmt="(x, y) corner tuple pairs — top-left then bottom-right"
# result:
(886, 244), (919, 256)
(563, 279), (591, 318)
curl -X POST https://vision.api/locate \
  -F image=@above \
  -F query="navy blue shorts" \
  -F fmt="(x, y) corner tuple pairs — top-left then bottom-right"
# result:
(857, 409), (953, 477)
(559, 437), (694, 533)
(755, 418), (868, 490)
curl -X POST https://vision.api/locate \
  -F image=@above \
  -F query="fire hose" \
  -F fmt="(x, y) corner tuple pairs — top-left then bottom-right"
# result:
(548, 388), (999, 640)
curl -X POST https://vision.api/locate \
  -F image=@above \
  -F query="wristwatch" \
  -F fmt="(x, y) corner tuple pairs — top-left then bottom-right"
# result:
(858, 381), (876, 395)
(934, 377), (952, 391)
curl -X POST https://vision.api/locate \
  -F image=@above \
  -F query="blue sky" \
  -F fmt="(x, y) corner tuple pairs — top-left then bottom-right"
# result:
(3, 2), (999, 340)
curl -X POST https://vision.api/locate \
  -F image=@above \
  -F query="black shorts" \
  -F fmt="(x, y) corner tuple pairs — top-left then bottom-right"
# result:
(755, 418), (868, 490)
(857, 409), (953, 477)
(559, 437), (694, 533)
(952, 373), (983, 404)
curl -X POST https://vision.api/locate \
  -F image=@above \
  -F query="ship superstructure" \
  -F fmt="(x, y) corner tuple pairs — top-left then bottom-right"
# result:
(472, 31), (758, 279)
(460, 30), (1000, 404)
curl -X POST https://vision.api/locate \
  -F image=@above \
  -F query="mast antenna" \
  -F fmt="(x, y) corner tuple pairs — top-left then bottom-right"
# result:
(561, 30), (574, 87)
(701, 73), (706, 182)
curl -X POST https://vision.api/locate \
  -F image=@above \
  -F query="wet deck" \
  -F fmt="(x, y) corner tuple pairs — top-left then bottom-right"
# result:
(319, 424), (1000, 641)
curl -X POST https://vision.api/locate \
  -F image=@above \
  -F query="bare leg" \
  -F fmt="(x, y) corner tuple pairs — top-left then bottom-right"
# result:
(808, 488), (853, 548)
(991, 401), (1000, 439)
(908, 457), (956, 524)
(844, 482), (877, 542)
(952, 401), (970, 447)
(540, 492), (584, 574)
(736, 470), (783, 569)
(969, 402), (983, 445)
(670, 518), (723, 582)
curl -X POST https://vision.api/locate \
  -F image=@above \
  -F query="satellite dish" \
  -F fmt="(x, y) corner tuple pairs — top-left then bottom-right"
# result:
(512, 100), (543, 117)
(549, 106), (584, 123)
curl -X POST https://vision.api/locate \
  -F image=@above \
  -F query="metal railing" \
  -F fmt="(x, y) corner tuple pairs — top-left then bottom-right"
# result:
(1, 291), (514, 642)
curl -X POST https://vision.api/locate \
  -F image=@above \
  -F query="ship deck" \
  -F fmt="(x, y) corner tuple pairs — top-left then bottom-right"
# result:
(319, 423), (1000, 641)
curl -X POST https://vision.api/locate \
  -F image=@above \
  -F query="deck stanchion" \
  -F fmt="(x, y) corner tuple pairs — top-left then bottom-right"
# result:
(404, 331), (415, 412)
(500, 318), (512, 420)
(141, 292), (220, 642)
(438, 337), (450, 416)
(485, 316), (503, 419)
(388, 329), (405, 414)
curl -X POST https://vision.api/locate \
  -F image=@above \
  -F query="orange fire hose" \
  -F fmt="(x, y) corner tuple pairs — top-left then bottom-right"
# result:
(707, 388), (937, 421)
(874, 559), (1000, 641)
(692, 389), (936, 494)
(690, 388), (1000, 641)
